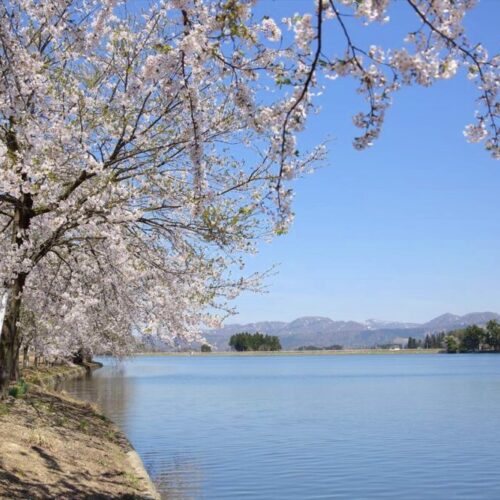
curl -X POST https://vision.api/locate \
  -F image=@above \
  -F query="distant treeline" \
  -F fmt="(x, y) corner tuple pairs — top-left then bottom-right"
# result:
(229, 332), (282, 352)
(297, 345), (343, 351)
(407, 332), (446, 349)
(408, 321), (500, 353)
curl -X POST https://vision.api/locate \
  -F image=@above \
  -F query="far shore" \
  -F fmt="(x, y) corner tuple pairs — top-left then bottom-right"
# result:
(134, 348), (443, 357)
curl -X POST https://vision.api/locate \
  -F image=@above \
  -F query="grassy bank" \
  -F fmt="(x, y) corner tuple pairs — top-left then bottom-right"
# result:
(22, 364), (88, 389)
(0, 364), (160, 500)
(136, 348), (442, 357)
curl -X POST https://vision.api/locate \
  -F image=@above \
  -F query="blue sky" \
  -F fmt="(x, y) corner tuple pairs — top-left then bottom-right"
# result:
(231, 0), (500, 324)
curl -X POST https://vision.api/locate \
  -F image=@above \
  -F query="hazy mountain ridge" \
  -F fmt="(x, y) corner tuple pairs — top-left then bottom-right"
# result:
(203, 312), (500, 350)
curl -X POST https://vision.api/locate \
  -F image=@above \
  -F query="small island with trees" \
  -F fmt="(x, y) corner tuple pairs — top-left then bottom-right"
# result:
(229, 332), (282, 352)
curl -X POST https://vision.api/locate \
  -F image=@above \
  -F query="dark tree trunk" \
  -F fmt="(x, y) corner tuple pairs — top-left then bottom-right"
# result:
(22, 345), (29, 369)
(73, 347), (92, 365)
(1, 121), (32, 396)
(0, 333), (15, 397)
(12, 339), (21, 380)
(0, 272), (27, 395)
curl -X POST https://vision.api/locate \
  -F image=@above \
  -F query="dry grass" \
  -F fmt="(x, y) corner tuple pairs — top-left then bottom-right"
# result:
(0, 371), (158, 499)
(26, 429), (55, 451)
(22, 364), (87, 389)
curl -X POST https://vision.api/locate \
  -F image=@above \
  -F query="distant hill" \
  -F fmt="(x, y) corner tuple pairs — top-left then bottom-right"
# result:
(202, 312), (500, 350)
(422, 312), (500, 331)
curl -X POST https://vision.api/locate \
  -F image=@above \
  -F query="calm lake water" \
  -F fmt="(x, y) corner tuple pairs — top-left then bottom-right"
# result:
(63, 354), (500, 499)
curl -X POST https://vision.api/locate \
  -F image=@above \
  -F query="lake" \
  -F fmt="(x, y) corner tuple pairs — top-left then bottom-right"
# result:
(62, 354), (500, 499)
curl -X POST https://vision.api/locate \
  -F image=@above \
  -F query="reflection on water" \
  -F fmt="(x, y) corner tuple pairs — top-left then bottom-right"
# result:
(63, 363), (132, 422)
(153, 458), (203, 500)
(63, 354), (500, 499)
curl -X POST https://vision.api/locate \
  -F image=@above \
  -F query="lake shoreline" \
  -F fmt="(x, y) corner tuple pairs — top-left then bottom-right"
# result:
(135, 348), (443, 356)
(0, 363), (160, 499)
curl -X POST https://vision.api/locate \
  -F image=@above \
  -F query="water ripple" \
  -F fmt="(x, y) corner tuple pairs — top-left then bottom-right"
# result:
(63, 354), (500, 499)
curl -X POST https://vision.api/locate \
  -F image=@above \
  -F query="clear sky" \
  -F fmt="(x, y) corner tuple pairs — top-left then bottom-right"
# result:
(231, 0), (500, 324)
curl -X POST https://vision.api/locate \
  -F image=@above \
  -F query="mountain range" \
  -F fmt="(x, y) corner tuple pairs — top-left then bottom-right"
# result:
(203, 312), (500, 350)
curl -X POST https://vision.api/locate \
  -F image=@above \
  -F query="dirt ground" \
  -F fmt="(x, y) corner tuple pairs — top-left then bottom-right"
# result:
(0, 383), (159, 499)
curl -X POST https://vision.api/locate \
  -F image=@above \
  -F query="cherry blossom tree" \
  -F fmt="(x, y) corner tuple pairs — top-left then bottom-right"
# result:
(0, 0), (497, 394)
(0, 0), (323, 393)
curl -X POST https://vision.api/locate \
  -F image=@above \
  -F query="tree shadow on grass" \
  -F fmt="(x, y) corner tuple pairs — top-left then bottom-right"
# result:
(31, 445), (63, 472)
(0, 467), (151, 499)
